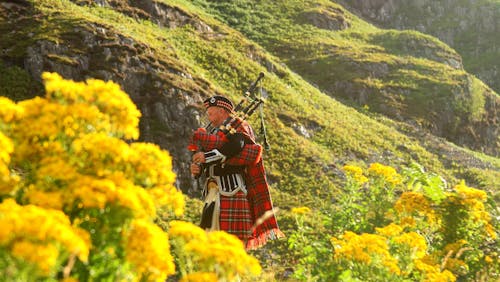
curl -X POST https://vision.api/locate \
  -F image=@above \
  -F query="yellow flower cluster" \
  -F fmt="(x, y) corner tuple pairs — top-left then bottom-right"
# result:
(0, 97), (22, 195)
(343, 164), (368, 184)
(436, 240), (469, 275)
(452, 181), (487, 209)
(394, 192), (436, 223)
(69, 175), (156, 217)
(414, 259), (456, 282)
(125, 219), (175, 281)
(42, 72), (141, 139)
(128, 142), (184, 216)
(0, 132), (17, 195)
(0, 96), (24, 123)
(331, 231), (401, 275)
(443, 240), (468, 254)
(11, 240), (59, 274)
(169, 221), (262, 280)
(368, 163), (402, 185)
(448, 182), (497, 240)
(0, 72), (185, 280)
(0, 199), (89, 274)
(70, 133), (183, 216)
(374, 223), (433, 277)
(375, 223), (403, 237)
(24, 187), (64, 210)
(72, 133), (184, 215)
(392, 232), (427, 259)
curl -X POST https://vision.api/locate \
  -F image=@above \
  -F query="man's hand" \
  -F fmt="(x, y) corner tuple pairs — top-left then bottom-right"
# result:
(190, 152), (206, 176)
(192, 152), (206, 164)
(190, 162), (202, 176)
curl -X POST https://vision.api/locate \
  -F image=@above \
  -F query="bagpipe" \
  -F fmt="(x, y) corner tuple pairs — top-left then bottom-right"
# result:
(188, 72), (269, 154)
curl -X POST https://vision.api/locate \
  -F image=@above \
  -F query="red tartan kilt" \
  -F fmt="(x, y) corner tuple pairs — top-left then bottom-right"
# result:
(219, 191), (253, 242)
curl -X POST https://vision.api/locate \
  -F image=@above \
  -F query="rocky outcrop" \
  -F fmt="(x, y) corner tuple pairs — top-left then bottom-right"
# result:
(326, 59), (499, 156)
(297, 6), (351, 31)
(339, 0), (500, 94)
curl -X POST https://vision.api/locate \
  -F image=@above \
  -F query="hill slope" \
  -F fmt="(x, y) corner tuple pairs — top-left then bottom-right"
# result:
(191, 0), (500, 157)
(339, 0), (500, 95)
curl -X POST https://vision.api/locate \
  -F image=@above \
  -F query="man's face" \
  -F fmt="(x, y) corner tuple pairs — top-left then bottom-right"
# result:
(206, 106), (229, 126)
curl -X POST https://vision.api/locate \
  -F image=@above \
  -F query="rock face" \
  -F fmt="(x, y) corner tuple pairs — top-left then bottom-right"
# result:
(297, 6), (351, 31)
(339, 0), (500, 94)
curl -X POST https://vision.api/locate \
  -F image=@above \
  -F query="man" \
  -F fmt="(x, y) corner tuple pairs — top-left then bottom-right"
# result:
(190, 95), (284, 249)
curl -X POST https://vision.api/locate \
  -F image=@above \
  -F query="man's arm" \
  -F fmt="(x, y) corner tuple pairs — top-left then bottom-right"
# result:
(224, 143), (263, 166)
(202, 133), (246, 164)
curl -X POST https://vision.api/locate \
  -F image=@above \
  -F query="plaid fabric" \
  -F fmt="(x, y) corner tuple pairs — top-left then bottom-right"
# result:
(232, 123), (285, 248)
(191, 128), (227, 151)
(244, 159), (284, 249)
(219, 191), (253, 242)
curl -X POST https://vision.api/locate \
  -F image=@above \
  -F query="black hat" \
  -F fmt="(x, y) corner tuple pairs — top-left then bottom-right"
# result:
(203, 95), (234, 112)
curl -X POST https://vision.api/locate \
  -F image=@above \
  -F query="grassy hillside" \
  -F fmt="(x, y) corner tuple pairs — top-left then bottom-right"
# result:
(1, 0), (499, 279)
(190, 0), (500, 157)
(339, 0), (500, 95)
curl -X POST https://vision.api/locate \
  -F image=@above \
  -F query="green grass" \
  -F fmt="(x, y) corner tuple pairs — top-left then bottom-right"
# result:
(0, 63), (43, 101)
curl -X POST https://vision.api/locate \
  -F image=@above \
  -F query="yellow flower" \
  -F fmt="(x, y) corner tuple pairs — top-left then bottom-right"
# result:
(291, 206), (311, 214)
(485, 223), (497, 239)
(399, 216), (416, 227)
(180, 272), (218, 282)
(188, 230), (262, 278)
(368, 163), (402, 185)
(443, 240), (468, 254)
(424, 270), (456, 282)
(331, 231), (400, 274)
(0, 132), (13, 164)
(41, 72), (140, 139)
(0, 96), (24, 123)
(11, 240), (59, 275)
(169, 220), (207, 244)
(125, 219), (175, 281)
(24, 188), (64, 210)
(414, 258), (439, 274)
(343, 165), (363, 175)
(0, 133), (19, 195)
(453, 181), (487, 201)
(393, 232), (427, 259)
(395, 192), (436, 222)
(343, 165), (368, 184)
(170, 222), (261, 280)
(0, 199), (89, 267)
(376, 223), (403, 237)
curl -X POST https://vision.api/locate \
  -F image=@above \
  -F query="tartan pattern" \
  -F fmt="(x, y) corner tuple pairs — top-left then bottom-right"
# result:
(245, 159), (284, 248)
(219, 191), (253, 242)
(232, 122), (284, 248)
(192, 128), (227, 151)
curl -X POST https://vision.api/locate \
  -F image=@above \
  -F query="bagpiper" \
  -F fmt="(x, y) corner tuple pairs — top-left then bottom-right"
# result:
(190, 95), (284, 249)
